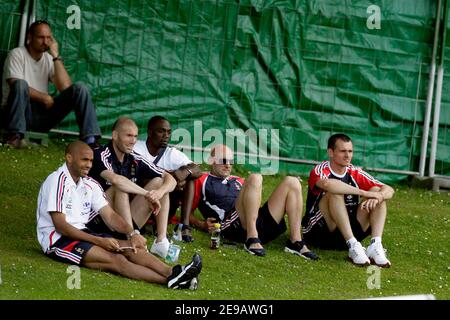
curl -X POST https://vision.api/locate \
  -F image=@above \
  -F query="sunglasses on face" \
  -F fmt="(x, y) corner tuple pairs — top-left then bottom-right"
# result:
(215, 158), (234, 165)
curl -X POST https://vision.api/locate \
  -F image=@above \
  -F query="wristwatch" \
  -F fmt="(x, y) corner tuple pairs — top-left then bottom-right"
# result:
(127, 229), (140, 240)
(53, 56), (63, 62)
(186, 168), (193, 176)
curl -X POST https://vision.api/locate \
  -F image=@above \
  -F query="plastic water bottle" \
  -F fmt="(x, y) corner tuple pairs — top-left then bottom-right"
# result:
(210, 223), (221, 249)
(166, 243), (181, 263)
(172, 223), (182, 242)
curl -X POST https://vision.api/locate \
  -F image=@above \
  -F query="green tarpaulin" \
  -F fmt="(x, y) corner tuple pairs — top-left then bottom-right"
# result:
(1, 0), (449, 181)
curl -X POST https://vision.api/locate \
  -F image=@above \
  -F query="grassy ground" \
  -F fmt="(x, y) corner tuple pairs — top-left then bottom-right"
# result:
(0, 140), (448, 300)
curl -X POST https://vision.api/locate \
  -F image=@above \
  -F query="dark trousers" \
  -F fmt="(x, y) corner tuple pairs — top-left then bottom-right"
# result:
(5, 79), (101, 139)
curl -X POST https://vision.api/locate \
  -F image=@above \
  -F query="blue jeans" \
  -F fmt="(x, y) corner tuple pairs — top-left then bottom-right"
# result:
(5, 79), (101, 139)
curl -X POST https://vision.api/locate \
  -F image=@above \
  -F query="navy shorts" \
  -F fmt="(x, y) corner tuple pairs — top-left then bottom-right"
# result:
(87, 214), (140, 240)
(303, 210), (371, 250)
(45, 229), (113, 265)
(222, 202), (287, 244)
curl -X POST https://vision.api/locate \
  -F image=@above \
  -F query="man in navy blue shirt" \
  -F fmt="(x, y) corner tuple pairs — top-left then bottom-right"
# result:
(88, 117), (176, 259)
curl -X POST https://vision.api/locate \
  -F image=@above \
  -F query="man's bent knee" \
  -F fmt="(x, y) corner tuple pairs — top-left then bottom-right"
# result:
(324, 192), (344, 202)
(72, 82), (89, 94)
(10, 79), (29, 94)
(283, 176), (302, 192)
(246, 173), (262, 188)
(145, 177), (163, 190)
(109, 253), (130, 273)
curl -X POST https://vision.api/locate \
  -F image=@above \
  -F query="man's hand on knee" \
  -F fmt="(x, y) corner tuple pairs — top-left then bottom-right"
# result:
(360, 197), (383, 212)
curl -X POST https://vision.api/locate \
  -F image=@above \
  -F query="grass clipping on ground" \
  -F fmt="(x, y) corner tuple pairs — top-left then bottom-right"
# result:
(0, 142), (448, 300)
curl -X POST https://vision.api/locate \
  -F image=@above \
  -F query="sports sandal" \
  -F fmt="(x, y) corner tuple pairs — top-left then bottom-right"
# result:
(244, 237), (266, 257)
(284, 240), (319, 260)
(181, 224), (194, 243)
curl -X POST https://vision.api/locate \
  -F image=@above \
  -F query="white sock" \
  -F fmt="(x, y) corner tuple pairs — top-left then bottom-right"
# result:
(346, 237), (358, 248)
(371, 237), (382, 245)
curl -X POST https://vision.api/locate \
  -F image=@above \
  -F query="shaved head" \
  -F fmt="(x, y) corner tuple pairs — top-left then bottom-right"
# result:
(112, 117), (137, 132)
(65, 141), (91, 156)
(210, 144), (233, 159)
(65, 141), (94, 182)
(111, 117), (138, 155)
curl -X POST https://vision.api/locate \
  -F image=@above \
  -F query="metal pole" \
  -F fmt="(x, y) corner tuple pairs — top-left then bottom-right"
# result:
(18, 0), (31, 46)
(429, 0), (448, 177)
(419, 0), (442, 177)
(30, 0), (36, 23)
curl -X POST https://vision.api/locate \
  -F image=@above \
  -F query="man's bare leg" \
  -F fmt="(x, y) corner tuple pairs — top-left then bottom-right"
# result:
(266, 176), (302, 241)
(131, 177), (169, 242)
(106, 187), (133, 227)
(319, 193), (355, 241)
(235, 173), (263, 249)
(181, 180), (195, 226)
(82, 245), (168, 284)
(356, 187), (386, 238)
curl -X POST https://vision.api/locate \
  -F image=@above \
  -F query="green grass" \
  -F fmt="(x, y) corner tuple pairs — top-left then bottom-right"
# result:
(0, 140), (449, 300)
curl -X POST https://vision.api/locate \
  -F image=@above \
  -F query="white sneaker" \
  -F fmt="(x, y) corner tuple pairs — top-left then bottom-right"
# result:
(348, 241), (370, 266)
(150, 237), (170, 259)
(367, 242), (391, 268)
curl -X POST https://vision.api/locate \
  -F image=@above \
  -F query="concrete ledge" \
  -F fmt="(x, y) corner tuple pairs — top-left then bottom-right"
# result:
(409, 176), (450, 192)
(24, 131), (49, 147)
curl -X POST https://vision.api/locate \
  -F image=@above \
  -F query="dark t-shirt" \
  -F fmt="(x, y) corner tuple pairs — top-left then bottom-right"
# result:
(90, 141), (165, 191)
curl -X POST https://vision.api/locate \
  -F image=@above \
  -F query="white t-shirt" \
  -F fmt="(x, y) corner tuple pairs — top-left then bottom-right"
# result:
(133, 140), (192, 171)
(36, 163), (108, 252)
(2, 46), (54, 106)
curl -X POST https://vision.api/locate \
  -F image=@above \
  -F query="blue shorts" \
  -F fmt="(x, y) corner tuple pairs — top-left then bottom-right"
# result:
(45, 229), (112, 265)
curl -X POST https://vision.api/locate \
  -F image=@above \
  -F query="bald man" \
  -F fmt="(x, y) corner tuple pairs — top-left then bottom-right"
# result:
(36, 141), (202, 289)
(87, 117), (177, 259)
(188, 144), (318, 260)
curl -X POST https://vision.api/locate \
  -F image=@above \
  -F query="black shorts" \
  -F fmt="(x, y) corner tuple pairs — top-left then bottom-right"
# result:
(45, 229), (112, 265)
(303, 211), (371, 250)
(86, 214), (140, 240)
(222, 202), (287, 244)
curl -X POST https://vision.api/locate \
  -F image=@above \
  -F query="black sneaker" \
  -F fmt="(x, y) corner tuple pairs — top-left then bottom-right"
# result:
(88, 141), (101, 150)
(167, 253), (202, 289)
(284, 240), (319, 261)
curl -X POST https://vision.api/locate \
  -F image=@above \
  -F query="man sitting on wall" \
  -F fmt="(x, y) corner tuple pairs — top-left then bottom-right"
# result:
(2, 20), (101, 148)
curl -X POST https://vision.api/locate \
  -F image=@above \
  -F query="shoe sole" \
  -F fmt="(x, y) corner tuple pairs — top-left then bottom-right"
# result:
(369, 258), (391, 268)
(347, 257), (370, 267)
(168, 266), (199, 289)
(244, 245), (265, 257)
(284, 247), (313, 260)
(189, 277), (199, 290)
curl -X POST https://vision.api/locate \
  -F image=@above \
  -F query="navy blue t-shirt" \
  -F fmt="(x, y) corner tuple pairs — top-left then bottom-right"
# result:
(89, 141), (165, 191)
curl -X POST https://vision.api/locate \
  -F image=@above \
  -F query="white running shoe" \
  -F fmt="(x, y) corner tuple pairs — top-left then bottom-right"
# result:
(150, 237), (170, 259)
(367, 242), (391, 268)
(348, 241), (370, 266)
